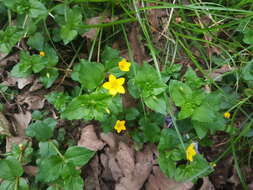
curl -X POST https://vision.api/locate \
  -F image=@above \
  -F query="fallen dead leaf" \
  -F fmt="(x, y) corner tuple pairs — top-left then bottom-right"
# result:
(6, 136), (24, 152)
(78, 124), (105, 151)
(116, 142), (135, 177)
(100, 132), (116, 150)
(12, 111), (32, 136)
(199, 177), (215, 190)
(17, 94), (45, 110)
(208, 64), (235, 81)
(3, 74), (34, 89)
(0, 112), (11, 136)
(0, 53), (18, 66)
(24, 166), (38, 176)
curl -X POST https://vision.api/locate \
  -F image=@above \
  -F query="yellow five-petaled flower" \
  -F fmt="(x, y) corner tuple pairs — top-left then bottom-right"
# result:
(186, 143), (197, 162)
(224, 112), (231, 119)
(114, 120), (126, 133)
(118, 58), (131, 72)
(39, 51), (45, 57)
(103, 74), (125, 96)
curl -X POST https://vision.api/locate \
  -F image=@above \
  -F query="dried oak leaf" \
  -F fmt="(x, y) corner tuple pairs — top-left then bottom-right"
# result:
(12, 111), (32, 136)
(17, 94), (45, 110)
(78, 124), (105, 151)
(0, 112), (11, 136)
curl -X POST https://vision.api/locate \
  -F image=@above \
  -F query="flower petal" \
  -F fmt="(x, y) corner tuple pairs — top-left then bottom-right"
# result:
(109, 74), (116, 82)
(103, 82), (111, 90)
(117, 78), (125, 85)
(109, 89), (117, 96)
(117, 86), (125, 94)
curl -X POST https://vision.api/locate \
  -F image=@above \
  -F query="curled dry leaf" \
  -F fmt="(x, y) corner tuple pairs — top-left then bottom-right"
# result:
(146, 166), (193, 190)
(208, 64), (235, 81)
(116, 142), (135, 177)
(12, 111), (32, 136)
(85, 155), (101, 190)
(6, 136), (24, 152)
(3, 74), (34, 89)
(0, 112), (11, 136)
(17, 94), (45, 110)
(24, 166), (38, 176)
(83, 16), (116, 40)
(200, 177), (215, 190)
(100, 132), (116, 150)
(0, 53), (19, 66)
(78, 124), (105, 151)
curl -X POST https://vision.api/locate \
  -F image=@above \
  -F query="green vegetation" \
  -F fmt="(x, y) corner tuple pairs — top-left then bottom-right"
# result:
(0, 0), (253, 189)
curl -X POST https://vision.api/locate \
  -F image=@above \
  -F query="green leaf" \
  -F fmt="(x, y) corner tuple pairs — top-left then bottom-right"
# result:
(144, 95), (167, 115)
(62, 92), (111, 121)
(26, 118), (57, 141)
(64, 146), (95, 167)
(134, 63), (167, 98)
(158, 129), (180, 152)
(39, 141), (58, 158)
(39, 68), (59, 88)
(101, 46), (120, 70)
(243, 29), (253, 45)
(60, 7), (82, 44)
(29, 0), (48, 18)
(46, 92), (71, 112)
(175, 155), (212, 182)
(37, 155), (64, 182)
(184, 67), (203, 89)
(169, 80), (192, 106)
(63, 176), (84, 190)
(192, 105), (215, 123)
(0, 178), (29, 190)
(242, 61), (253, 81)
(0, 26), (23, 55)
(125, 108), (140, 121)
(158, 151), (178, 178)
(0, 157), (23, 180)
(192, 121), (209, 139)
(27, 32), (44, 50)
(71, 59), (105, 90)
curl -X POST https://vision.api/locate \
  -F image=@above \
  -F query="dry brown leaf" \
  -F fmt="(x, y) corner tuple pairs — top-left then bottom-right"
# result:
(12, 111), (32, 136)
(6, 136), (24, 152)
(116, 142), (135, 177)
(108, 154), (123, 181)
(29, 79), (43, 92)
(3, 74), (34, 89)
(0, 53), (18, 66)
(146, 166), (193, 190)
(208, 64), (235, 81)
(17, 94), (45, 110)
(100, 132), (116, 150)
(0, 112), (11, 136)
(85, 155), (101, 190)
(83, 16), (116, 40)
(199, 177), (215, 190)
(78, 125), (105, 151)
(24, 166), (38, 176)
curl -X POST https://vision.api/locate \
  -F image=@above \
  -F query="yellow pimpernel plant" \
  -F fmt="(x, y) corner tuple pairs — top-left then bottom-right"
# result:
(102, 74), (125, 96)
(186, 143), (197, 162)
(39, 51), (45, 56)
(114, 120), (126, 133)
(224, 112), (231, 119)
(118, 58), (131, 72)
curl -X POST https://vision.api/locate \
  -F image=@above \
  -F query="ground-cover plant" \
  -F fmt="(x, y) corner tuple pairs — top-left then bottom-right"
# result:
(1, 0), (253, 189)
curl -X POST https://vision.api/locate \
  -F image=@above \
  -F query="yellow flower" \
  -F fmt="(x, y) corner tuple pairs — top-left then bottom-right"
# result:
(39, 51), (45, 56)
(103, 74), (125, 96)
(114, 120), (126, 133)
(118, 58), (131, 72)
(186, 143), (197, 162)
(224, 112), (231, 119)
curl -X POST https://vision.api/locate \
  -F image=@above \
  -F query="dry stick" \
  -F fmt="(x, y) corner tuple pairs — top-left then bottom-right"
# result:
(159, 0), (177, 39)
